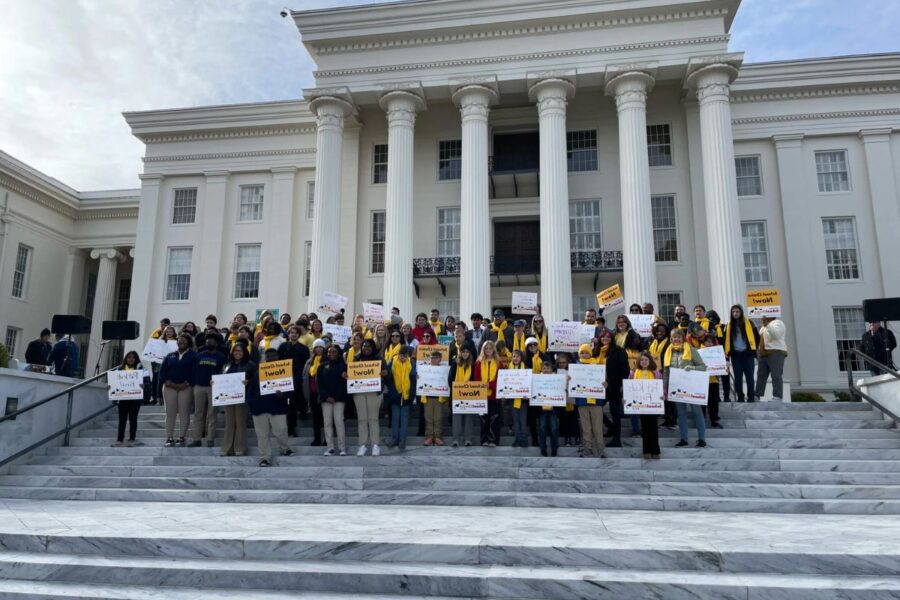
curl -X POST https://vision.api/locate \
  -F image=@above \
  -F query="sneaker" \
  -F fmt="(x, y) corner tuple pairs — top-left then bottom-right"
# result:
(188, 440), (202, 448)
(424, 437), (434, 446)
(481, 442), (489, 447)
(386, 440), (397, 449)
(206, 440), (215, 448)
(281, 448), (295, 457)
(434, 438), (444, 446)
(111, 441), (124, 448)
(487, 442), (496, 448)
(540, 447), (548, 457)
(259, 459), (271, 467)
(712, 422), (723, 429)
(323, 448), (335, 456)
(164, 438), (174, 447)
(451, 441), (459, 448)
(465, 441), (472, 447)
(398, 441), (406, 451)
(372, 445), (381, 457)
(675, 440), (689, 448)
(696, 440), (707, 448)
(339, 450), (347, 456)
(175, 438), (185, 447)
(356, 446), (368, 456)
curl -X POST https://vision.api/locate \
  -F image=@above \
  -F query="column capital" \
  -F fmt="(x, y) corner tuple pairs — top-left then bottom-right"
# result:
(270, 166), (298, 177)
(128, 247), (135, 259)
(309, 96), (354, 131)
(451, 84), (498, 122)
(686, 59), (741, 104)
(379, 90), (426, 129)
(90, 248), (125, 262)
(605, 71), (655, 112)
(204, 170), (230, 183)
(772, 134), (804, 149)
(528, 78), (575, 116)
(859, 128), (894, 142)
(138, 173), (164, 183)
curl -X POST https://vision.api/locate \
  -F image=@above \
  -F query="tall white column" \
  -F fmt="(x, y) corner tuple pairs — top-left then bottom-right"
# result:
(269, 167), (297, 310)
(860, 129), (900, 296)
(126, 173), (163, 352)
(87, 248), (124, 374)
(690, 64), (745, 314)
(606, 71), (658, 306)
(379, 91), (424, 321)
(530, 79), (575, 322)
(307, 97), (352, 314)
(196, 171), (228, 317)
(452, 85), (497, 322)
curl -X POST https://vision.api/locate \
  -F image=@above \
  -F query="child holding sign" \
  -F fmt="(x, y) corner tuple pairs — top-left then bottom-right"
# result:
(476, 341), (501, 447)
(422, 351), (448, 446)
(111, 351), (147, 447)
(576, 344), (605, 458)
(449, 342), (478, 447)
(537, 361), (561, 457)
(663, 328), (708, 448)
(630, 352), (662, 460)
(508, 350), (530, 448)
(250, 349), (295, 467)
(387, 346), (416, 451)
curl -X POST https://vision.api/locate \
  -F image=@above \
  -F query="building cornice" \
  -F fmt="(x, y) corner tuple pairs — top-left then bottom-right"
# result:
(142, 148), (316, 164)
(731, 83), (900, 104)
(75, 208), (140, 221)
(0, 173), (77, 219)
(732, 108), (900, 126)
(314, 35), (729, 79)
(140, 126), (316, 144)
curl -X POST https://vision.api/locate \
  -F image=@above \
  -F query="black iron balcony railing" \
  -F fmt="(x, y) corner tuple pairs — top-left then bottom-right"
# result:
(413, 251), (623, 278)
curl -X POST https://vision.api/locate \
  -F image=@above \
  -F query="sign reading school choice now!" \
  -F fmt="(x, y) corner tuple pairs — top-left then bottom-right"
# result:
(452, 382), (488, 414)
(746, 288), (782, 318)
(416, 345), (450, 365)
(259, 359), (294, 396)
(347, 360), (383, 394)
(596, 283), (625, 313)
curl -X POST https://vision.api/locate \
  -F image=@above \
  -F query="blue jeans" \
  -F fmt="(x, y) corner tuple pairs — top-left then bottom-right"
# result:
(512, 405), (529, 446)
(731, 351), (756, 402)
(629, 415), (641, 434)
(538, 410), (559, 451)
(676, 402), (706, 442)
(391, 403), (410, 444)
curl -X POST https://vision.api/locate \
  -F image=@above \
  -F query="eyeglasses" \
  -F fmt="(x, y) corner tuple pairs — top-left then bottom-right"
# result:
(533, 320), (543, 324)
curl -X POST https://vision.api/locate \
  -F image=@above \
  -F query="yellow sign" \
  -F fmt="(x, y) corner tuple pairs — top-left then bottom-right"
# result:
(259, 359), (292, 382)
(746, 289), (782, 318)
(416, 344), (450, 363)
(596, 283), (625, 312)
(452, 381), (489, 401)
(347, 360), (382, 380)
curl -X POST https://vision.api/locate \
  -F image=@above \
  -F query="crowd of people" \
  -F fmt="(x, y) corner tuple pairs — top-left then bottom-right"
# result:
(93, 302), (794, 467)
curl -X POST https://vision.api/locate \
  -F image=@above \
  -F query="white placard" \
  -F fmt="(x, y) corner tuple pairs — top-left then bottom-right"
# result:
(567, 363), (606, 399)
(530, 374), (567, 407)
(623, 379), (665, 414)
(511, 291), (538, 316)
(548, 322), (595, 353)
(667, 368), (709, 406)
(363, 302), (385, 323)
(212, 372), (246, 406)
(697, 346), (728, 376)
(322, 324), (351, 346)
(748, 305), (782, 318)
(141, 338), (171, 364)
(496, 368), (533, 399)
(451, 399), (488, 415)
(317, 291), (348, 317)
(416, 364), (451, 397)
(630, 315), (654, 338)
(107, 370), (143, 401)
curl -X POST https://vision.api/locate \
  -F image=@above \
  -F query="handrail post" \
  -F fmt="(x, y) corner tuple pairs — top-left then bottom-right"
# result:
(63, 389), (74, 447)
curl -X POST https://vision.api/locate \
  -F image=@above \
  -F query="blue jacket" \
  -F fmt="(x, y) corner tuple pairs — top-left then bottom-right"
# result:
(192, 350), (227, 387)
(51, 339), (79, 377)
(159, 349), (197, 385)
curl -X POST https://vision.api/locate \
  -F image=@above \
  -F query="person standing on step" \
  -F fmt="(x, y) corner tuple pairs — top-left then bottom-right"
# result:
(599, 330), (630, 449)
(630, 351), (662, 459)
(353, 339), (387, 457)
(476, 340), (501, 447)
(279, 325), (311, 437)
(697, 329), (723, 429)
(506, 350), (530, 448)
(663, 327), (707, 448)
(387, 345), (416, 451)
(111, 351), (146, 447)
(576, 344), (605, 458)
(555, 353), (579, 447)
(613, 315), (643, 438)
(725, 305), (759, 403)
(159, 332), (197, 447)
(250, 348), (295, 467)
(536, 360), (561, 457)
(646, 323), (677, 431)
(318, 343), (348, 456)
(190, 334), (227, 447)
(756, 316), (789, 401)
(449, 342), (478, 447)
(524, 337), (548, 447)
(302, 339), (328, 446)
(421, 350), (449, 446)
(484, 309), (509, 347)
(220, 343), (252, 457)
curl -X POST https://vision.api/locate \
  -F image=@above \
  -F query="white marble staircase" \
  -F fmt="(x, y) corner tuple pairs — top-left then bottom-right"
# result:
(1, 400), (900, 598)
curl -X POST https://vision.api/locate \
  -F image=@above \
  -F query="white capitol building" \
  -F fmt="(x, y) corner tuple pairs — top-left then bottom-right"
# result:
(1, 0), (899, 391)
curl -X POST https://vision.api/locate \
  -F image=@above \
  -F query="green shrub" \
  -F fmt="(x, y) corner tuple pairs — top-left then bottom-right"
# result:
(791, 391), (825, 402)
(834, 390), (861, 402)
(0, 342), (8, 369)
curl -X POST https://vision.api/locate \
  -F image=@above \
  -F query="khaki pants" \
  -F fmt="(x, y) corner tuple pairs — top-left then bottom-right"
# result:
(221, 403), (248, 455)
(424, 398), (446, 438)
(578, 405), (605, 456)
(252, 413), (291, 460)
(354, 392), (382, 447)
(163, 386), (193, 439)
(322, 401), (346, 452)
(192, 386), (217, 443)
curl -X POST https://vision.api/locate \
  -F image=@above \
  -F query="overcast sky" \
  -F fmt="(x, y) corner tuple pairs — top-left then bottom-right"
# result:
(1, 0), (897, 191)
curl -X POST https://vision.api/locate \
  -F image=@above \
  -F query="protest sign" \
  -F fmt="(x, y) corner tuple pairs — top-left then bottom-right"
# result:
(667, 368), (709, 405)
(141, 338), (171, 364)
(317, 291), (348, 317)
(451, 381), (488, 414)
(347, 360), (383, 394)
(416, 344), (450, 365)
(259, 359), (294, 395)
(323, 324), (351, 346)
(548, 322), (595, 353)
(496, 368), (533, 399)
(697, 346), (728, 376)
(530, 374), (567, 407)
(567, 363), (606, 399)
(630, 314), (654, 338)
(596, 284), (625, 313)
(362, 302), (385, 323)
(511, 291), (538, 315)
(107, 370), (143, 401)
(212, 372), (246, 406)
(746, 288), (782, 318)
(623, 379), (665, 415)
(415, 364), (451, 396)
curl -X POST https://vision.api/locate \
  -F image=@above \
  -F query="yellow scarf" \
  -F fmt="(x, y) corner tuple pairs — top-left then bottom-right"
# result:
(430, 320), (442, 335)
(579, 353), (600, 405)
(455, 363), (472, 382)
(512, 332), (527, 353)
(391, 358), (412, 401)
(490, 321), (508, 344)
(262, 334), (278, 351)
(725, 319), (757, 354)
(615, 330), (628, 348)
(649, 339), (668, 361)
(510, 362), (526, 410)
(634, 369), (656, 380)
(497, 348), (511, 368)
(346, 346), (358, 363)
(597, 345), (610, 365)
(150, 328), (162, 339)
(532, 330), (548, 353)
(664, 343), (692, 367)
(531, 353), (543, 374)
(695, 317), (710, 331)
(479, 359), (497, 383)
(309, 355), (322, 377)
(384, 343), (401, 364)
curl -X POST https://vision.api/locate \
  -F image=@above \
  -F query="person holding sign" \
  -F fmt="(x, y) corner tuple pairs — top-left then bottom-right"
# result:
(219, 344), (253, 457)
(475, 341), (502, 447)
(249, 349), (295, 467)
(725, 305), (759, 403)
(159, 333), (197, 448)
(524, 337), (549, 446)
(350, 339), (387, 456)
(693, 328), (723, 429)
(756, 316), (789, 401)
(530, 316), (549, 353)
(278, 326), (311, 437)
(387, 345), (416, 450)
(421, 350), (450, 446)
(302, 339), (328, 447)
(556, 353), (579, 447)
(663, 328), (708, 448)
(536, 361), (562, 457)
(598, 330), (630, 449)
(505, 350), (531, 448)
(383, 330), (403, 364)
(576, 344), (605, 458)
(449, 342), (479, 447)
(318, 344), (349, 456)
(111, 351), (147, 447)
(190, 335), (227, 448)
(645, 323), (677, 431)
(630, 352), (662, 459)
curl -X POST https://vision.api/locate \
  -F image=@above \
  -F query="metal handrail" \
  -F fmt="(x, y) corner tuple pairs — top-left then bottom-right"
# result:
(845, 349), (900, 424)
(0, 369), (114, 424)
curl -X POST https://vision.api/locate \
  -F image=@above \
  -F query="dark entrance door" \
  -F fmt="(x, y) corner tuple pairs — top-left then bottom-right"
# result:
(494, 220), (540, 275)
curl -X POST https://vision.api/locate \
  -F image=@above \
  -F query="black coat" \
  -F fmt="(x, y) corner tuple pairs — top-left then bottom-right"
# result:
(25, 340), (52, 366)
(317, 358), (347, 403)
(604, 345), (630, 402)
(278, 341), (311, 386)
(861, 328), (897, 367)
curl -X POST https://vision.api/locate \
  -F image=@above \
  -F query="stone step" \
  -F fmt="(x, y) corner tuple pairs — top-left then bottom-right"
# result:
(3, 474), (899, 499)
(2, 551), (900, 599)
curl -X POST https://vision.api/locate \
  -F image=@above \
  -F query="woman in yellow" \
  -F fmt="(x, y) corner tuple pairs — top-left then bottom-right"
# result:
(372, 323), (389, 355)
(302, 339), (327, 447)
(663, 328), (707, 448)
(344, 332), (364, 363)
(476, 341), (501, 447)
(506, 349), (529, 448)
(576, 344), (605, 458)
(630, 351), (662, 459)
(383, 330), (403, 365)
(510, 320), (529, 353)
(529, 316), (549, 353)
(645, 323), (676, 430)
(387, 345), (415, 450)
(449, 342), (478, 447)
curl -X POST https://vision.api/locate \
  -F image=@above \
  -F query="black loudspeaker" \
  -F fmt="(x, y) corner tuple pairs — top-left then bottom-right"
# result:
(102, 320), (140, 340)
(863, 298), (900, 323)
(51, 314), (92, 335)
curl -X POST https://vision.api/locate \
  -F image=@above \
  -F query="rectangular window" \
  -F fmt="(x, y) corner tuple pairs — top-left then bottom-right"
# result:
(572, 295), (594, 322)
(234, 244), (261, 299)
(569, 200), (602, 251)
(657, 292), (683, 324)
(165, 247), (192, 301)
(833, 307), (866, 371)
(438, 140), (462, 181)
(816, 150), (850, 192)
(823, 217), (859, 280)
(306, 181), (315, 220)
(741, 221), (771, 283)
(566, 130), (598, 172)
(238, 185), (264, 222)
(436, 299), (460, 319)
(303, 241), (312, 297)
(5, 327), (20, 358)
(84, 273), (97, 317)
(373, 143), (388, 184)
(371, 211), (386, 274)
(172, 188), (197, 224)
(115, 278), (131, 321)
(647, 124), (673, 167)
(651, 195), (678, 262)
(735, 156), (762, 197)
(437, 208), (461, 257)
(11, 244), (31, 299)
